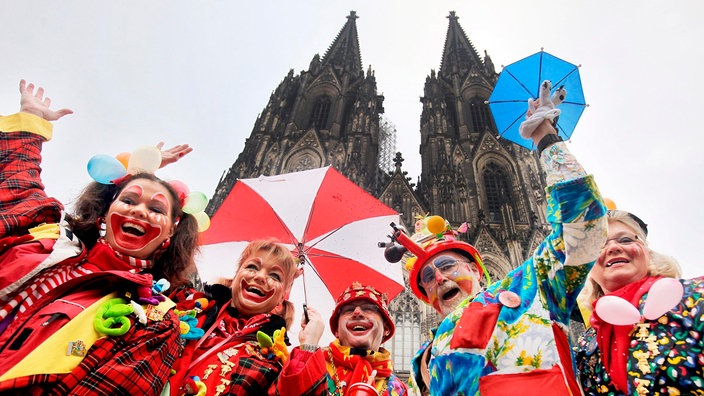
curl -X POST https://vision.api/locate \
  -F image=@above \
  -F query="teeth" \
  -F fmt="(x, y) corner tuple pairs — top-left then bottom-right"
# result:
(124, 222), (145, 233)
(246, 286), (265, 296)
(353, 325), (366, 331)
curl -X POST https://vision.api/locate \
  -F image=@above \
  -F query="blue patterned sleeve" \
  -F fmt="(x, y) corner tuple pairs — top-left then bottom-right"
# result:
(533, 143), (607, 324)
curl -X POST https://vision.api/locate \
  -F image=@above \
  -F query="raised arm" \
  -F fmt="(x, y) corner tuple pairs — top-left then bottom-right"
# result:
(0, 80), (71, 238)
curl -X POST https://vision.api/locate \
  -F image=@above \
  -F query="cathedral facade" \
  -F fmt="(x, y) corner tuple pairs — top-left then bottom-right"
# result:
(206, 11), (552, 375)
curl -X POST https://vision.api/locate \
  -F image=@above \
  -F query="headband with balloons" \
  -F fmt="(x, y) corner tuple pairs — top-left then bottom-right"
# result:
(87, 146), (210, 232)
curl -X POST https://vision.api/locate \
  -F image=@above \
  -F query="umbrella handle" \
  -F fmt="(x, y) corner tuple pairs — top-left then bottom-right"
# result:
(299, 252), (310, 323)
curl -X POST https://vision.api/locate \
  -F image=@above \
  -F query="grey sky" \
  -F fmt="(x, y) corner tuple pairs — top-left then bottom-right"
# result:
(2, 0), (702, 280)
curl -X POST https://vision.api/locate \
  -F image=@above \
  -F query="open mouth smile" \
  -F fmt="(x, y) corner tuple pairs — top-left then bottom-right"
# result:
(605, 258), (629, 268)
(109, 213), (163, 250)
(241, 280), (274, 303)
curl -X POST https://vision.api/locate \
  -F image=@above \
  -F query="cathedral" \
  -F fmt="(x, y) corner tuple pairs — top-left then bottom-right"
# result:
(205, 11), (553, 376)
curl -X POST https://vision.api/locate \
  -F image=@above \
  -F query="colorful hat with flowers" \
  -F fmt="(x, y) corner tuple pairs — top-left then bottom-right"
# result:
(384, 215), (489, 304)
(329, 281), (395, 343)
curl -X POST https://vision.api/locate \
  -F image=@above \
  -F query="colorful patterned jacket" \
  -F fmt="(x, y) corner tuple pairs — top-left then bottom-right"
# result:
(575, 276), (704, 395)
(411, 143), (607, 396)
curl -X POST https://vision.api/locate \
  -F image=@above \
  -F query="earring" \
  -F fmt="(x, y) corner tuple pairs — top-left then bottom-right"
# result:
(95, 217), (105, 229)
(160, 238), (171, 250)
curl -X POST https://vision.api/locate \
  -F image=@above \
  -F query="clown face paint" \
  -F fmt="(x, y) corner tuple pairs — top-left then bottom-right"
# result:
(421, 252), (482, 318)
(231, 248), (288, 317)
(335, 302), (387, 351)
(104, 179), (175, 259)
(591, 221), (651, 294)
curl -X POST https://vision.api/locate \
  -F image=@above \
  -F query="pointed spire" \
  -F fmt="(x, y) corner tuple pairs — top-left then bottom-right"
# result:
(321, 11), (363, 78)
(439, 11), (484, 79)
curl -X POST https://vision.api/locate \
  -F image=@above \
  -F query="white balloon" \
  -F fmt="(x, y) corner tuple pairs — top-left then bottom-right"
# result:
(127, 146), (162, 174)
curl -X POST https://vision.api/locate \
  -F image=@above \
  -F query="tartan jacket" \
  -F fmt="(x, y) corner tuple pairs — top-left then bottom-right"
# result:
(0, 112), (182, 395)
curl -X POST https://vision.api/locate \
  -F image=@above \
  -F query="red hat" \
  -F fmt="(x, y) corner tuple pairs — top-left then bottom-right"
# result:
(392, 215), (489, 305)
(329, 282), (395, 343)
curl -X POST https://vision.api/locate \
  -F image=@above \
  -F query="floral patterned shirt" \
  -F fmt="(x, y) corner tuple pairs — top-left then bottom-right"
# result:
(415, 143), (607, 396)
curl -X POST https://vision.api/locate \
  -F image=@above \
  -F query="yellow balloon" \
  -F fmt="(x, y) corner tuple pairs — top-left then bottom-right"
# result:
(426, 215), (446, 235)
(604, 198), (617, 210)
(193, 211), (210, 232)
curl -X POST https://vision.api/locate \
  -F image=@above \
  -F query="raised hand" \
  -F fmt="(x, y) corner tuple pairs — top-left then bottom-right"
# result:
(157, 142), (193, 168)
(298, 306), (325, 347)
(19, 79), (73, 121)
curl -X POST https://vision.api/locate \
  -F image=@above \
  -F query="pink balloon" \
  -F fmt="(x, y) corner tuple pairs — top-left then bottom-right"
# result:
(642, 278), (683, 320)
(595, 295), (641, 325)
(169, 180), (190, 204)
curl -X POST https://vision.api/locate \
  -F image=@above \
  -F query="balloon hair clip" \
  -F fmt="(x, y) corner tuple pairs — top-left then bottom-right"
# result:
(86, 146), (211, 232)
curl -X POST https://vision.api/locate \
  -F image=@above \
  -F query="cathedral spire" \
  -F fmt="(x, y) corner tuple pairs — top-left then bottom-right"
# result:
(439, 11), (484, 80)
(321, 10), (363, 79)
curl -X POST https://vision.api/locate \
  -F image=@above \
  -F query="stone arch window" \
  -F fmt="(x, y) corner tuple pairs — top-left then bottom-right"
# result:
(483, 162), (512, 223)
(309, 96), (331, 130)
(466, 98), (490, 131)
(387, 290), (422, 373)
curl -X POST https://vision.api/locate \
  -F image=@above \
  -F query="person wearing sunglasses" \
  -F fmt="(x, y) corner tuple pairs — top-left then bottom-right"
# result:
(386, 81), (608, 395)
(275, 281), (409, 396)
(574, 209), (703, 395)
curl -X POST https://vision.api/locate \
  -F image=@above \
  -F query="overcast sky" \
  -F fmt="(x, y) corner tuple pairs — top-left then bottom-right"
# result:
(2, 0), (702, 283)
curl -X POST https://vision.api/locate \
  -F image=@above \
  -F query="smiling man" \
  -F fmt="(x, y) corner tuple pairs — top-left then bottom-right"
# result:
(387, 111), (607, 394)
(276, 282), (408, 396)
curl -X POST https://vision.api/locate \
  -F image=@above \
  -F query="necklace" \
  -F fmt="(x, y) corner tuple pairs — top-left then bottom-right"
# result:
(326, 348), (345, 396)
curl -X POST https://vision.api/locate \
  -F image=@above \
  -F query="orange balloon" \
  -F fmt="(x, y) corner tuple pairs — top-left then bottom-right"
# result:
(115, 152), (130, 170)
(603, 198), (617, 210)
(426, 215), (446, 235)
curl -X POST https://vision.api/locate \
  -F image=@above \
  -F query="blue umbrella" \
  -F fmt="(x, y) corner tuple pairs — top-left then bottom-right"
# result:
(487, 50), (587, 150)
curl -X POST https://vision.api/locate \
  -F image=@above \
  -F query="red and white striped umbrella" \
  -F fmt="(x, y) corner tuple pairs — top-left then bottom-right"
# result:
(197, 166), (404, 344)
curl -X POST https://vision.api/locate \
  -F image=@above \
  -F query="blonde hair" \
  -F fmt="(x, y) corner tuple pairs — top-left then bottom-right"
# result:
(582, 210), (681, 306)
(237, 239), (298, 288)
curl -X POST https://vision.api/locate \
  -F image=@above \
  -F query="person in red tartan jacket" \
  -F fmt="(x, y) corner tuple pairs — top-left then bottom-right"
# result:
(275, 282), (408, 396)
(168, 239), (299, 396)
(0, 80), (201, 395)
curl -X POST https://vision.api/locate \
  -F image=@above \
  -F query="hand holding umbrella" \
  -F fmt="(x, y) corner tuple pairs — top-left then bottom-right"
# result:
(519, 80), (567, 139)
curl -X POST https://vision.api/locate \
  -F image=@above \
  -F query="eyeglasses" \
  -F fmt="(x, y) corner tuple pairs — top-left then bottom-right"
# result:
(601, 233), (641, 251)
(419, 256), (468, 287)
(339, 303), (380, 316)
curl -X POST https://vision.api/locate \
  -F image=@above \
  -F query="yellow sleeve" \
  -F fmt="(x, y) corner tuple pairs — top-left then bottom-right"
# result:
(0, 112), (53, 141)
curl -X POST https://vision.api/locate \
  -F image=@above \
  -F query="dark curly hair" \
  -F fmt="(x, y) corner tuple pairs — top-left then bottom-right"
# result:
(66, 173), (200, 288)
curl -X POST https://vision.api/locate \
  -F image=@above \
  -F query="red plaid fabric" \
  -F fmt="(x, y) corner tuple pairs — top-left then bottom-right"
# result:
(0, 131), (63, 239)
(171, 306), (286, 396)
(0, 311), (181, 395)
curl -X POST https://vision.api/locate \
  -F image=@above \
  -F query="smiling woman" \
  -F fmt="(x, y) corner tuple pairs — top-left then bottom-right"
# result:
(575, 209), (704, 395)
(167, 238), (299, 395)
(0, 80), (200, 395)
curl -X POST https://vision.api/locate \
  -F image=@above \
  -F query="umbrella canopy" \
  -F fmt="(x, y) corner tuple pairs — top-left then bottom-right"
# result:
(487, 50), (587, 149)
(197, 166), (404, 345)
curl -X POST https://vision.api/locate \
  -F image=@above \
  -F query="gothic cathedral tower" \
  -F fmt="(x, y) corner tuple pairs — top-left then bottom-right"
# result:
(207, 11), (390, 214)
(414, 11), (550, 283)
